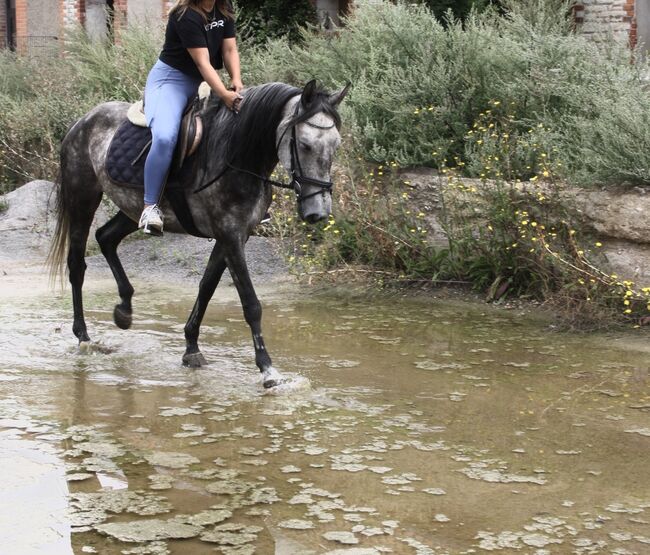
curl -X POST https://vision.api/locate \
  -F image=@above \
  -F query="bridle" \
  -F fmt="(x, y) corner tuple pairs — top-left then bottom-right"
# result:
(283, 101), (336, 203)
(195, 98), (336, 208)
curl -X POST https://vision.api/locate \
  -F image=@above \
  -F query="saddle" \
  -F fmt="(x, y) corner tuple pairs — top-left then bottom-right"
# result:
(107, 95), (205, 189)
(105, 84), (212, 238)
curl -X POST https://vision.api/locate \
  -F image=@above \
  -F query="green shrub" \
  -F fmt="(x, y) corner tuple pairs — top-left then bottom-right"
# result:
(243, 0), (650, 187)
(62, 25), (160, 102)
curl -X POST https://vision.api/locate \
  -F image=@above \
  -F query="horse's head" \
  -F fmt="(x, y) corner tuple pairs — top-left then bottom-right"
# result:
(277, 80), (350, 224)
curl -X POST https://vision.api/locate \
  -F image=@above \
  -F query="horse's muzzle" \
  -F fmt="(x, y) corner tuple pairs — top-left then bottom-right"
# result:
(305, 213), (325, 224)
(299, 189), (331, 224)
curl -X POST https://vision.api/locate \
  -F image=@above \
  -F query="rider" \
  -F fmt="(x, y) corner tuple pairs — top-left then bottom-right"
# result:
(139, 0), (243, 235)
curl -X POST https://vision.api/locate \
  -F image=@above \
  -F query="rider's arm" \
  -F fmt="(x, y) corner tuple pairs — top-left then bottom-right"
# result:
(222, 38), (243, 93)
(188, 47), (241, 111)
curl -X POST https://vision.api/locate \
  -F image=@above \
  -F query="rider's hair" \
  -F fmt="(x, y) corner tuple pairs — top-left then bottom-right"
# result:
(170, 0), (234, 21)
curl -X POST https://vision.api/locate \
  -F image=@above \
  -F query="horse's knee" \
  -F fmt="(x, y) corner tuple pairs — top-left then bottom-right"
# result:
(95, 225), (111, 251)
(243, 300), (262, 325)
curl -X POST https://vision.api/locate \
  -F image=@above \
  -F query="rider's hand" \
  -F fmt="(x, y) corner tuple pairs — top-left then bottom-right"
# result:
(221, 89), (243, 112)
(231, 79), (244, 94)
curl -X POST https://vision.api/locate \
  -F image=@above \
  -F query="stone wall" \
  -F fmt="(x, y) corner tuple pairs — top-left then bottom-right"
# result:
(25, 0), (60, 54)
(400, 168), (650, 285)
(636, 0), (650, 49)
(84, 0), (108, 41)
(128, 0), (164, 26)
(574, 0), (637, 47)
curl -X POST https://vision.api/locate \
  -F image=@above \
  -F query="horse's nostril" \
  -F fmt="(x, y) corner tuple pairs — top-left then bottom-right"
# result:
(306, 213), (323, 224)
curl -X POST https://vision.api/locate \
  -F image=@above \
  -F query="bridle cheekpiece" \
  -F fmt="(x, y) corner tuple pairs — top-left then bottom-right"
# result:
(284, 100), (336, 204)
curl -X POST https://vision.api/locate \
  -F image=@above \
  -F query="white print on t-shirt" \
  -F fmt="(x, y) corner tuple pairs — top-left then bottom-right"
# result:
(205, 20), (225, 31)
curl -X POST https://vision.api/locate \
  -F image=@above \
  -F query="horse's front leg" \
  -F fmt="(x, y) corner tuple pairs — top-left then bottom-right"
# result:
(224, 239), (284, 388)
(183, 242), (227, 367)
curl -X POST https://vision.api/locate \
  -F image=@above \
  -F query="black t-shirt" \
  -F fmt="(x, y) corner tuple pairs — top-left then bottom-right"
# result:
(159, 7), (236, 80)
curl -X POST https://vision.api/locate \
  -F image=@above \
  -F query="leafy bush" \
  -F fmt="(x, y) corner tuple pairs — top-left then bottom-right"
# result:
(243, 0), (650, 187)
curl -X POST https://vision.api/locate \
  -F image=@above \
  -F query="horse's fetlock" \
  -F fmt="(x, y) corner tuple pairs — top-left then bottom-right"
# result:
(118, 286), (134, 300)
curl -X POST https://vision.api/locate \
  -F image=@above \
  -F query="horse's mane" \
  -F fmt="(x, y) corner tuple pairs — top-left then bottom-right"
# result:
(196, 82), (342, 182)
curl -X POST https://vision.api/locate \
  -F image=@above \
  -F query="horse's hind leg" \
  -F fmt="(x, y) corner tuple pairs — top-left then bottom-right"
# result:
(183, 242), (227, 367)
(68, 193), (103, 344)
(96, 211), (138, 330)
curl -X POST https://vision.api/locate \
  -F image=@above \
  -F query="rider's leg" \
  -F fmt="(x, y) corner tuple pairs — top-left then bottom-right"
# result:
(141, 61), (199, 232)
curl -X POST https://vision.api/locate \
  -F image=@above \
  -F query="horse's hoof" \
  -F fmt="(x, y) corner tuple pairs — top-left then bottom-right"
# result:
(261, 367), (285, 389)
(183, 351), (207, 368)
(79, 341), (92, 353)
(114, 305), (132, 330)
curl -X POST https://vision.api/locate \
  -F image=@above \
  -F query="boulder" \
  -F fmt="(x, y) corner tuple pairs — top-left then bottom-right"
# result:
(0, 180), (57, 234)
(0, 180), (113, 258)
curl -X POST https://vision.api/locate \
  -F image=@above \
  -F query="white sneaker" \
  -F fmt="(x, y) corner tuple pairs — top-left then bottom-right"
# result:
(139, 204), (164, 235)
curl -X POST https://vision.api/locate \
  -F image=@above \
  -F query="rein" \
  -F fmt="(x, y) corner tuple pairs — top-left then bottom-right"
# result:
(194, 100), (335, 204)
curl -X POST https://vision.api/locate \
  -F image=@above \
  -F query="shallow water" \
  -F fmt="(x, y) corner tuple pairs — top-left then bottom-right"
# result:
(1, 283), (649, 555)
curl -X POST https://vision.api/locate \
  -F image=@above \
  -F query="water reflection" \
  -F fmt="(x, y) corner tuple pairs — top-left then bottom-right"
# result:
(0, 287), (649, 554)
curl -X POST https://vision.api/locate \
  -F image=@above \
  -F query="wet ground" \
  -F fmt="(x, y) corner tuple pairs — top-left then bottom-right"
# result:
(1, 270), (650, 555)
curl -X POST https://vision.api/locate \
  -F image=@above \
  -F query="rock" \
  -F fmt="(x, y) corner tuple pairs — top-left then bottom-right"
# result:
(399, 169), (650, 284)
(0, 180), (56, 230)
(144, 452), (200, 469)
(323, 531), (359, 545)
(570, 187), (650, 243)
(0, 180), (113, 263)
(601, 241), (650, 284)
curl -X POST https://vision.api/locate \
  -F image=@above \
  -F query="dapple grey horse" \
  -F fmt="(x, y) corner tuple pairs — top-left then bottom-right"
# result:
(48, 80), (349, 388)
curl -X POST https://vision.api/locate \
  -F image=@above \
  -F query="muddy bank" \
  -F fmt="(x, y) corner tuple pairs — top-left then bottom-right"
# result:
(0, 180), (290, 297)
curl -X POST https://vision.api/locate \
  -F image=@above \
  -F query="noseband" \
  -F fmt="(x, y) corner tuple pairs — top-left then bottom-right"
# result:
(195, 97), (336, 207)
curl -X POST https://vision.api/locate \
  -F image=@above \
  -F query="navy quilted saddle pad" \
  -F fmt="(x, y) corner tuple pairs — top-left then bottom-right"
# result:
(106, 121), (184, 189)
(105, 120), (209, 238)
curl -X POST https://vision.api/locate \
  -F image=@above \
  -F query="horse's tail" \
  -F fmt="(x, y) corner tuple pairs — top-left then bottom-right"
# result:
(46, 170), (70, 286)
(47, 116), (87, 284)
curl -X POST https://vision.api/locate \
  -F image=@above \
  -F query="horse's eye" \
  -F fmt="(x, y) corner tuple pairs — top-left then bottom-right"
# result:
(300, 142), (313, 152)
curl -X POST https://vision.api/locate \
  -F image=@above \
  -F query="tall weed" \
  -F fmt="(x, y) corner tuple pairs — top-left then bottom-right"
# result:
(0, 25), (161, 186)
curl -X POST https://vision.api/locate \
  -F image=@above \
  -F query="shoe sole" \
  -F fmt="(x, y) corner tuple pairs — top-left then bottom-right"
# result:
(140, 226), (163, 237)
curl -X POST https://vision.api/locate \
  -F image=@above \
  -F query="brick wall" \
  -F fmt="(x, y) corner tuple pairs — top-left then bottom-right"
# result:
(574, 0), (637, 47)
(0, 1), (6, 48)
(61, 0), (82, 27)
(113, 0), (127, 32)
(14, 0), (27, 52)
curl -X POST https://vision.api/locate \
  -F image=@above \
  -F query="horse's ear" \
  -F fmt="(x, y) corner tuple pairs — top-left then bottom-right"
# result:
(329, 82), (351, 107)
(301, 80), (318, 108)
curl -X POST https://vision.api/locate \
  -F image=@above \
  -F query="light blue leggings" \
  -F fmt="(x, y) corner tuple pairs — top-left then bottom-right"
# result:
(143, 60), (201, 205)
